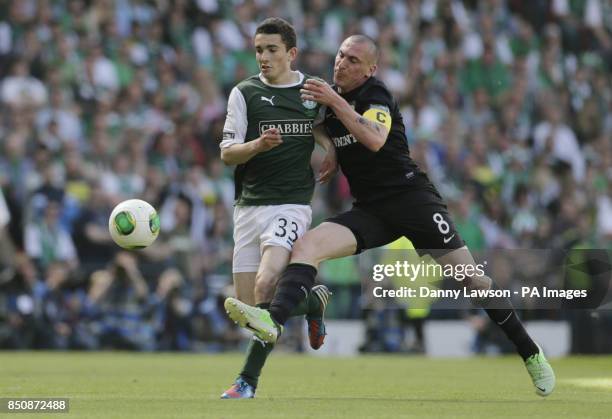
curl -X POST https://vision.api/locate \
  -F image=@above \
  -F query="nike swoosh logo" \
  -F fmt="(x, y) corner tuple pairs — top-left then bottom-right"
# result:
(536, 386), (546, 392)
(443, 234), (456, 244)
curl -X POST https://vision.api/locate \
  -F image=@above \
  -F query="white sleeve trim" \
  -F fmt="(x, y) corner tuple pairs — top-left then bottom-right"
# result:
(220, 87), (248, 149)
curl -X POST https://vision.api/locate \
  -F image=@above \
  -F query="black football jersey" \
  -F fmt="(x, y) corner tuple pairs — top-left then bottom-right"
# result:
(322, 77), (424, 203)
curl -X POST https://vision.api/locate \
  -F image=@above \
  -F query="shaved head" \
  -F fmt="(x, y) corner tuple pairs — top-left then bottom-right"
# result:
(333, 35), (379, 92)
(345, 35), (379, 65)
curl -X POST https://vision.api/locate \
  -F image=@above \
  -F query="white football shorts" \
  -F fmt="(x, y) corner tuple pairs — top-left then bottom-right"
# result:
(232, 204), (312, 273)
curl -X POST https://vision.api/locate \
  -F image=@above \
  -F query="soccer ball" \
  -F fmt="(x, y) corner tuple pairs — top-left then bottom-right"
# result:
(108, 199), (160, 249)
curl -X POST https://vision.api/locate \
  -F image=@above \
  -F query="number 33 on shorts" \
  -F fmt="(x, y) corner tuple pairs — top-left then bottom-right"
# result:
(260, 205), (312, 251)
(274, 216), (299, 244)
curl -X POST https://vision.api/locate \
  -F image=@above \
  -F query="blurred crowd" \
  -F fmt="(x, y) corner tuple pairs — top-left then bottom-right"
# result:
(0, 0), (610, 352)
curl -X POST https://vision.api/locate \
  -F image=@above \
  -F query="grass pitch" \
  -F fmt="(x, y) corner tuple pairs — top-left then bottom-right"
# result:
(1, 352), (611, 418)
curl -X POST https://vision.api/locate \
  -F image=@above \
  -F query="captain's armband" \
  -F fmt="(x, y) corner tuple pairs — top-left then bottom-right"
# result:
(362, 104), (391, 132)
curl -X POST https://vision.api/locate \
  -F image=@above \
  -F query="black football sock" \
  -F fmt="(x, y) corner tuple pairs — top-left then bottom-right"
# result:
(269, 263), (317, 325)
(489, 308), (539, 361)
(477, 284), (539, 361)
(239, 303), (274, 388)
(289, 295), (309, 317)
(289, 291), (322, 317)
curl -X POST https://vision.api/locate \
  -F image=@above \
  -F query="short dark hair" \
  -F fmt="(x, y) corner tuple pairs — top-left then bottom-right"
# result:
(255, 17), (297, 50)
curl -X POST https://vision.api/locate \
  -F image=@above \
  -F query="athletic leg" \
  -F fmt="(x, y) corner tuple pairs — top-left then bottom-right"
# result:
(233, 272), (256, 306)
(226, 206), (399, 343)
(231, 246), (289, 394)
(221, 272), (258, 399)
(268, 222), (358, 325)
(254, 246), (291, 304)
(224, 204), (332, 396)
(221, 205), (261, 399)
(225, 222), (357, 343)
(436, 246), (555, 396)
(378, 186), (555, 396)
(266, 205), (401, 328)
(384, 191), (540, 360)
(436, 247), (539, 359)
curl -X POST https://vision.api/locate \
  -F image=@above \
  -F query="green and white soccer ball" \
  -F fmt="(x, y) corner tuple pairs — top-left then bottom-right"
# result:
(109, 199), (160, 249)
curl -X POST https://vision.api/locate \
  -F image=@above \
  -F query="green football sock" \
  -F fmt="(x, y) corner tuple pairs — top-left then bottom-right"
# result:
(239, 303), (274, 388)
(238, 296), (322, 388)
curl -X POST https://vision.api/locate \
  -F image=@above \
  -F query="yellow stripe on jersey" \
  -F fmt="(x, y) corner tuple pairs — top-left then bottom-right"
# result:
(363, 108), (392, 131)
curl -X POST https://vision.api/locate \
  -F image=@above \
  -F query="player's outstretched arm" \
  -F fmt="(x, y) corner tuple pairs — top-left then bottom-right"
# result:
(220, 128), (282, 165)
(301, 79), (389, 152)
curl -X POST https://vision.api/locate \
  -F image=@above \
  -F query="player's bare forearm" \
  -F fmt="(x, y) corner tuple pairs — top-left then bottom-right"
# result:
(221, 128), (282, 165)
(220, 141), (260, 165)
(329, 97), (388, 152)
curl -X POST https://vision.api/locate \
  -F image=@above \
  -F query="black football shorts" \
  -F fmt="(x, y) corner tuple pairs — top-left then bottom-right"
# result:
(326, 182), (465, 257)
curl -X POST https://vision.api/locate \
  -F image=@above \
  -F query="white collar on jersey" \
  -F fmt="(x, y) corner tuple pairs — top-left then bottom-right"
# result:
(258, 71), (304, 88)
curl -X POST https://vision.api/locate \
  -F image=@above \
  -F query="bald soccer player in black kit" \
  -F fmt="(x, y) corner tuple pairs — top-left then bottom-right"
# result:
(225, 34), (555, 397)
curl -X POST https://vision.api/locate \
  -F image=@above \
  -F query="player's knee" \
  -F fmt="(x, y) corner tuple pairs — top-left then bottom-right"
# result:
(291, 234), (320, 264)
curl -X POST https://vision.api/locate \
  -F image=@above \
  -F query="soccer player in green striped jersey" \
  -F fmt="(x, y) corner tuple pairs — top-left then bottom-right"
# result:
(219, 18), (335, 399)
